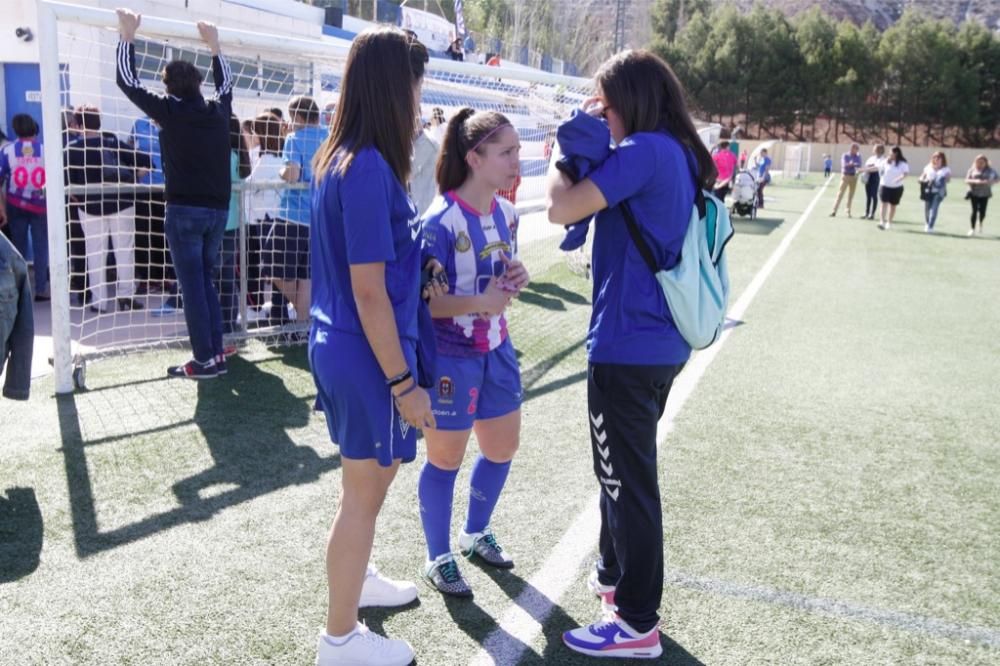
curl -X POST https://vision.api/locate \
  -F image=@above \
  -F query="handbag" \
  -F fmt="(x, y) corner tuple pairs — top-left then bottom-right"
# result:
(919, 181), (932, 202)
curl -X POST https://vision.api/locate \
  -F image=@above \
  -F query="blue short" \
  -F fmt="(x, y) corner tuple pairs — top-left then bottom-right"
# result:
(429, 338), (522, 431)
(309, 325), (417, 467)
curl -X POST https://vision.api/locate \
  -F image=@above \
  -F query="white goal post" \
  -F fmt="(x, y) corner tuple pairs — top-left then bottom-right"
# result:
(37, 0), (594, 393)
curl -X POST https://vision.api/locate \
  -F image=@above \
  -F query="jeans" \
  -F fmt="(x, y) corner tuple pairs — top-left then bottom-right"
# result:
(165, 204), (227, 363)
(924, 194), (944, 229)
(587, 361), (685, 633)
(219, 229), (239, 334)
(7, 206), (49, 296)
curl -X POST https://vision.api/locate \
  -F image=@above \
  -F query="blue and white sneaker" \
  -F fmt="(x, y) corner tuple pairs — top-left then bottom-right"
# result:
(563, 615), (662, 659)
(423, 553), (473, 598)
(458, 527), (514, 569)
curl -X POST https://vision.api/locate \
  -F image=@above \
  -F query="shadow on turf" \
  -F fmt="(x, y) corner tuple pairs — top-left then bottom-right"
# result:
(0, 487), (43, 583)
(901, 229), (999, 241)
(453, 563), (705, 665)
(517, 281), (589, 312)
(56, 355), (340, 557)
(731, 217), (784, 236)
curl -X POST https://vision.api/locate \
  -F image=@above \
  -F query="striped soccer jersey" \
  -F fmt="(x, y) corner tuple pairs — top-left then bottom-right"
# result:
(421, 190), (519, 357)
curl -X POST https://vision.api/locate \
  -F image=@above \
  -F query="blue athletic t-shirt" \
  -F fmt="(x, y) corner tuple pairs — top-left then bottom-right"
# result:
(587, 131), (695, 365)
(280, 124), (327, 225)
(310, 146), (422, 342)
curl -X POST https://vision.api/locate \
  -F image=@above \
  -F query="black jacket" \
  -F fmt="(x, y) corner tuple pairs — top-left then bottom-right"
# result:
(66, 132), (152, 216)
(0, 234), (33, 400)
(116, 40), (233, 210)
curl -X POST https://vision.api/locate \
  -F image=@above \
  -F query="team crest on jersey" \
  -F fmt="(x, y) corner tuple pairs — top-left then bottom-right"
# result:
(455, 231), (472, 253)
(438, 376), (455, 404)
(21, 144), (34, 157)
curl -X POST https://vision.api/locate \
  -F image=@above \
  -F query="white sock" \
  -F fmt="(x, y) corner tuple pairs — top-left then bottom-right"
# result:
(323, 623), (361, 645)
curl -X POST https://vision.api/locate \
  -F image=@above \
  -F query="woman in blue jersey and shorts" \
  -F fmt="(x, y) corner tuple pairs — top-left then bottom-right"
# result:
(417, 108), (530, 597)
(308, 28), (436, 666)
(547, 50), (717, 659)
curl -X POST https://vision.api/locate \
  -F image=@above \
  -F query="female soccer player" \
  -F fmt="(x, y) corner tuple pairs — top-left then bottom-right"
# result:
(547, 50), (717, 659)
(418, 108), (529, 597)
(308, 27), (432, 666)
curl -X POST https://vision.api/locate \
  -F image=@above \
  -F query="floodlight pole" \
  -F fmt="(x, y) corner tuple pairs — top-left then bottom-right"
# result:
(614, 0), (627, 52)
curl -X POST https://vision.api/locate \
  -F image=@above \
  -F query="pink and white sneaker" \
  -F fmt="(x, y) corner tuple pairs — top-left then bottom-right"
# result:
(563, 615), (662, 659)
(587, 568), (617, 613)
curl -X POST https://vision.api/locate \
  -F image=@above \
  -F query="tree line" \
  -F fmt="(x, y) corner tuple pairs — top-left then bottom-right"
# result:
(652, 1), (1000, 147)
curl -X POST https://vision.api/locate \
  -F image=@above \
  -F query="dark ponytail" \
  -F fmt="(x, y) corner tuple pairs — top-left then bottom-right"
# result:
(435, 107), (513, 193)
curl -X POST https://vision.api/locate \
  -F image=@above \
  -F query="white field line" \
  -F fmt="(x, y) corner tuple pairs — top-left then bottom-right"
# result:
(470, 177), (834, 666)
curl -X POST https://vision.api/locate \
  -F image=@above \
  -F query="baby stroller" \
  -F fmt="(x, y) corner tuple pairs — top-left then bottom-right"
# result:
(730, 169), (758, 219)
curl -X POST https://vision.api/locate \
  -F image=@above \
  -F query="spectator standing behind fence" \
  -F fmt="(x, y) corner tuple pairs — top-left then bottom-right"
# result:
(0, 114), (49, 300)
(965, 154), (998, 237)
(918, 151), (951, 234)
(830, 143), (862, 218)
(116, 8), (233, 379)
(247, 113), (284, 315)
(859, 144), (885, 220)
(220, 115), (252, 333)
(66, 105), (150, 314)
(877, 146), (908, 231)
(266, 95), (324, 324)
(131, 115), (168, 293)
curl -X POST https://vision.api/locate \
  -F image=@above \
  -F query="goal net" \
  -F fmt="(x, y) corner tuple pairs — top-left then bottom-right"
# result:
(38, 2), (595, 392)
(783, 143), (811, 179)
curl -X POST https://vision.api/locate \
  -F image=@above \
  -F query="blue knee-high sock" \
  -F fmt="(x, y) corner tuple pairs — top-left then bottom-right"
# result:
(465, 455), (512, 534)
(418, 462), (459, 561)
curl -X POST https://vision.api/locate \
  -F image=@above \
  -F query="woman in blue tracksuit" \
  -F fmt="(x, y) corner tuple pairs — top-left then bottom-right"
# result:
(547, 49), (717, 660)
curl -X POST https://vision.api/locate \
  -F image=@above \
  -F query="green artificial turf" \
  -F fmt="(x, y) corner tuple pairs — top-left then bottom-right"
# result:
(1, 175), (997, 665)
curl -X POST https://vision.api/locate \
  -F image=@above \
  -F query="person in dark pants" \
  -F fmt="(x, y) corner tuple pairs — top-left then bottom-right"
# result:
(116, 8), (233, 379)
(547, 49), (716, 659)
(859, 144), (885, 220)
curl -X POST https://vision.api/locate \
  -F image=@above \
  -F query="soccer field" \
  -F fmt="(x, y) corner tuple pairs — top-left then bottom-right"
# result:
(1, 175), (998, 665)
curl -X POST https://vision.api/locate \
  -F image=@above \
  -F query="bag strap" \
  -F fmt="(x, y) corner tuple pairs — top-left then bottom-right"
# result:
(620, 143), (704, 275)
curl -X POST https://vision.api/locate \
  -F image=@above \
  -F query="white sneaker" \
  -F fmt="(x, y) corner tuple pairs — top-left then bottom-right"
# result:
(968, 229), (976, 237)
(316, 623), (414, 666)
(359, 564), (418, 608)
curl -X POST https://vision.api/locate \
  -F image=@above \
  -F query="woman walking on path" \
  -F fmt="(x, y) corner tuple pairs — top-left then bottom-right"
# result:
(877, 146), (908, 231)
(918, 151), (951, 233)
(965, 154), (998, 236)
(858, 144), (885, 220)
